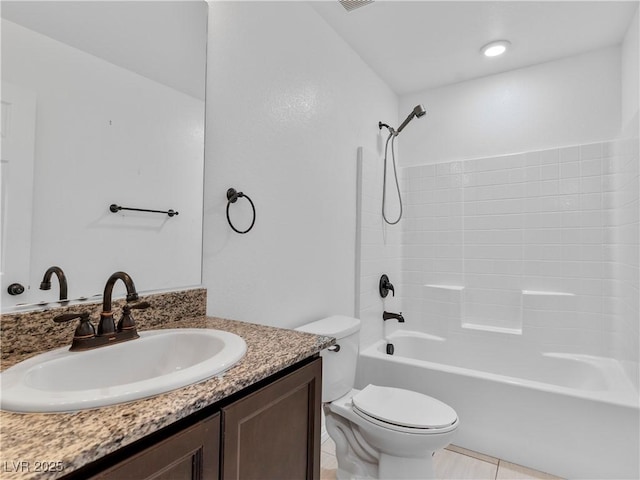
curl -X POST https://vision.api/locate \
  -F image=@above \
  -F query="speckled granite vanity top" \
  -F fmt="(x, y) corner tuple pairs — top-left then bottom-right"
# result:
(0, 290), (333, 479)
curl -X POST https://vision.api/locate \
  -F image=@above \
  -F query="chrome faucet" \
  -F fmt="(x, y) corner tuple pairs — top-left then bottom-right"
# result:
(40, 266), (68, 303)
(53, 271), (149, 351)
(383, 311), (405, 323)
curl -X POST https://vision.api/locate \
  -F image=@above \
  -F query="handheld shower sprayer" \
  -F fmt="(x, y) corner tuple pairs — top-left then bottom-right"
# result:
(396, 104), (426, 135)
(378, 104), (426, 224)
(378, 104), (426, 137)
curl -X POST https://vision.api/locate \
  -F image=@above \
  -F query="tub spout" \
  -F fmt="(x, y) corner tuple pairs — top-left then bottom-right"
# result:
(383, 311), (404, 323)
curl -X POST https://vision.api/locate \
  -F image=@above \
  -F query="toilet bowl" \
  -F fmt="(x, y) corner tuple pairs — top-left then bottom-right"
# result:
(296, 316), (458, 480)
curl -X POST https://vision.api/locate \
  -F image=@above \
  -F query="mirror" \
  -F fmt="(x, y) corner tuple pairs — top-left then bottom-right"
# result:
(1, 1), (208, 311)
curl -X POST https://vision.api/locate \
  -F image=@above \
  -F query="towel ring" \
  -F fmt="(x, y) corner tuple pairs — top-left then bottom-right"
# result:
(226, 188), (256, 234)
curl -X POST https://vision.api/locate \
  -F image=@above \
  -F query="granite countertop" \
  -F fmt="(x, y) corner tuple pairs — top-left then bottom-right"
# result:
(0, 316), (334, 479)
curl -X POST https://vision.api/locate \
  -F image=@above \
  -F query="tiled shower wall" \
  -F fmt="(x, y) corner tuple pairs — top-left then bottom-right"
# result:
(399, 139), (634, 359)
(610, 116), (639, 390)
(356, 147), (402, 349)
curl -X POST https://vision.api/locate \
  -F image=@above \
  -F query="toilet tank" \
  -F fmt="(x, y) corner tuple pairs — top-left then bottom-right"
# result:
(296, 315), (360, 403)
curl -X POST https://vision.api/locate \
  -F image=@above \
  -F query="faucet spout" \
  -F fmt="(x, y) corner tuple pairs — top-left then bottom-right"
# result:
(99, 271), (139, 335)
(40, 266), (68, 302)
(53, 271), (144, 351)
(383, 311), (405, 323)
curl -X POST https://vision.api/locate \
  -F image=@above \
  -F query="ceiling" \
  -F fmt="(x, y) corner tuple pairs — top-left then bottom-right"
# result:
(310, 1), (639, 95)
(1, 1), (207, 100)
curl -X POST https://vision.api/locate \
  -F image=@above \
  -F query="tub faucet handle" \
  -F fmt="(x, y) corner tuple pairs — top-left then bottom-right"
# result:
(379, 274), (395, 298)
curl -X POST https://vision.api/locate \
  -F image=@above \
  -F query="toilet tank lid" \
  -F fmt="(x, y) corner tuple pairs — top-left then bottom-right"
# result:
(295, 315), (360, 339)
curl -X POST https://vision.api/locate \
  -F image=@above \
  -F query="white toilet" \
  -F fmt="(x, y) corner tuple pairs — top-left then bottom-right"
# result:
(297, 315), (458, 480)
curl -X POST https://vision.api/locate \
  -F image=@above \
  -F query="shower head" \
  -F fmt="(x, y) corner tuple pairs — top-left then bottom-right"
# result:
(413, 104), (427, 118)
(396, 104), (426, 135)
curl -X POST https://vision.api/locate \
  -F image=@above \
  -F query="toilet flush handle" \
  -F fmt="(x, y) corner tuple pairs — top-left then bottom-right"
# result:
(327, 345), (341, 352)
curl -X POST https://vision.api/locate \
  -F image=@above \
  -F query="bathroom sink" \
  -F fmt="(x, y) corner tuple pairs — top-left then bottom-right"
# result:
(0, 328), (247, 413)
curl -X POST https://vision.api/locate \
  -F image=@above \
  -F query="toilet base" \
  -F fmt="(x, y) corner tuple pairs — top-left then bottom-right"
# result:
(334, 454), (436, 480)
(334, 451), (437, 480)
(378, 453), (434, 480)
(326, 403), (445, 480)
(326, 409), (378, 479)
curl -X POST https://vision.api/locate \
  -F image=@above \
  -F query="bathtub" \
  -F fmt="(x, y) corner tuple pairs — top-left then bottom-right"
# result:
(357, 330), (639, 479)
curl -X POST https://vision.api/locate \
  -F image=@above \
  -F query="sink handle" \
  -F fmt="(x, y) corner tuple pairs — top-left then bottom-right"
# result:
(54, 312), (88, 323)
(54, 312), (96, 340)
(117, 301), (150, 332)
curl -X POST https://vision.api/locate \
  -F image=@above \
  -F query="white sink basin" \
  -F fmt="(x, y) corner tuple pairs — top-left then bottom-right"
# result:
(0, 328), (247, 413)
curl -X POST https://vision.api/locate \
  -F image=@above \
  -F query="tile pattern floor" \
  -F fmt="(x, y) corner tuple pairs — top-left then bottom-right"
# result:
(320, 438), (564, 480)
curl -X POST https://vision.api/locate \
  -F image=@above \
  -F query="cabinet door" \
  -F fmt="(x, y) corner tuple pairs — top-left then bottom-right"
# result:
(91, 413), (220, 480)
(222, 358), (322, 480)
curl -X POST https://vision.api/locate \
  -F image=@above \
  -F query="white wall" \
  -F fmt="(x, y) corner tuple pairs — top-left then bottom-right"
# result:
(621, 6), (639, 126)
(399, 47), (622, 166)
(202, 2), (398, 328)
(2, 20), (204, 304)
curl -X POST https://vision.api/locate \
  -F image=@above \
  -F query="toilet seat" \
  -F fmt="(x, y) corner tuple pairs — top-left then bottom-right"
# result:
(351, 385), (458, 434)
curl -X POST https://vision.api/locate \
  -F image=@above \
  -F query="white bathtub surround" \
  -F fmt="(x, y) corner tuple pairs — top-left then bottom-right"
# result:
(419, 285), (464, 338)
(356, 147), (402, 348)
(400, 141), (625, 357)
(358, 331), (639, 479)
(420, 287), (579, 336)
(609, 115), (640, 392)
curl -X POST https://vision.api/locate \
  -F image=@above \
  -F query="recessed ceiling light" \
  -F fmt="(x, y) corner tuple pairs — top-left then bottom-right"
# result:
(481, 40), (511, 57)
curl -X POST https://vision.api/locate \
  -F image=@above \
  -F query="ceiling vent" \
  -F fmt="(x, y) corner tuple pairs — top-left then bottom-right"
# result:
(339, 0), (374, 12)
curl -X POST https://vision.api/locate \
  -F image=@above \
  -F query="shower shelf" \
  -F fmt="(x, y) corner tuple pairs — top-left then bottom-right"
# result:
(522, 290), (575, 296)
(424, 284), (464, 291)
(461, 322), (522, 335)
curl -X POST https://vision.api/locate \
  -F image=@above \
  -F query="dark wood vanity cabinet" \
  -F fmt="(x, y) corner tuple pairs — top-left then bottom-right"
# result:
(221, 355), (322, 480)
(78, 357), (321, 480)
(90, 414), (220, 480)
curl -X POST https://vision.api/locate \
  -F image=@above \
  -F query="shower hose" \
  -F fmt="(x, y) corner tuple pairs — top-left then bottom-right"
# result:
(382, 132), (403, 225)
